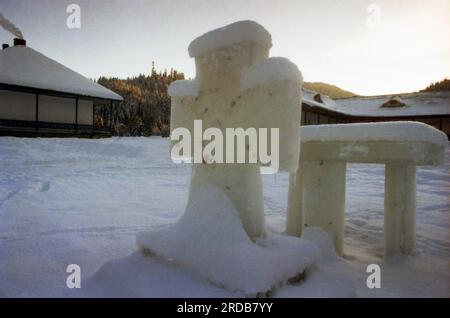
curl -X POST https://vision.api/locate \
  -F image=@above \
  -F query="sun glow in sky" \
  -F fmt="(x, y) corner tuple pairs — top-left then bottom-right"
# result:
(0, 0), (449, 96)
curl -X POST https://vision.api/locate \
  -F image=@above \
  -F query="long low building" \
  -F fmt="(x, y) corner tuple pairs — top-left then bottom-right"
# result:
(301, 89), (450, 138)
(0, 38), (123, 137)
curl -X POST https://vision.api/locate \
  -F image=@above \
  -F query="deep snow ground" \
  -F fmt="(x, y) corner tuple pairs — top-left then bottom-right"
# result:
(0, 137), (449, 297)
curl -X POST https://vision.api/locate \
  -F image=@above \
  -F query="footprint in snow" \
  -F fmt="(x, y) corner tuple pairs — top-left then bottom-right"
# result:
(39, 181), (51, 192)
(29, 181), (51, 193)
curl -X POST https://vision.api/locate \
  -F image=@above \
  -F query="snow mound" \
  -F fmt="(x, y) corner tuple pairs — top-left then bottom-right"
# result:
(301, 121), (449, 147)
(136, 186), (320, 295)
(168, 79), (198, 97)
(241, 57), (303, 90)
(83, 251), (234, 298)
(188, 20), (272, 57)
(302, 227), (338, 261)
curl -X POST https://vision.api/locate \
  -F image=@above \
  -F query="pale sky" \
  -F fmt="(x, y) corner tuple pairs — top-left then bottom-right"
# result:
(0, 0), (449, 96)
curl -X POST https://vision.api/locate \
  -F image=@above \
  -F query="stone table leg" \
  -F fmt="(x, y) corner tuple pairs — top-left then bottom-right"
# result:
(286, 162), (304, 237)
(384, 164), (416, 256)
(302, 160), (347, 256)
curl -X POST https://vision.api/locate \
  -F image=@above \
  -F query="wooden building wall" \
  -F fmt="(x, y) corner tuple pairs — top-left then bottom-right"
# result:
(301, 103), (450, 138)
(0, 89), (94, 125)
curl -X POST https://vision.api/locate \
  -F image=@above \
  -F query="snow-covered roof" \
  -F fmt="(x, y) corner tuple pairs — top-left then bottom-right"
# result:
(0, 45), (123, 101)
(302, 89), (450, 117)
(302, 89), (343, 113)
(188, 20), (272, 58)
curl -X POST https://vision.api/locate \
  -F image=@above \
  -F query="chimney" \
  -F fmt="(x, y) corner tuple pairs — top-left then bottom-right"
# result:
(13, 38), (26, 46)
(2, 44), (9, 50)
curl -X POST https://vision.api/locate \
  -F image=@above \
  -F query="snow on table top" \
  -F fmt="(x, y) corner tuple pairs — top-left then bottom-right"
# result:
(241, 57), (303, 90)
(301, 121), (449, 147)
(303, 90), (450, 117)
(188, 20), (272, 57)
(0, 46), (123, 101)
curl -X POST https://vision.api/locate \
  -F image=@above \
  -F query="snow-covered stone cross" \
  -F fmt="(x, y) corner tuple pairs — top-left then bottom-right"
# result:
(169, 21), (302, 239)
(137, 21), (320, 296)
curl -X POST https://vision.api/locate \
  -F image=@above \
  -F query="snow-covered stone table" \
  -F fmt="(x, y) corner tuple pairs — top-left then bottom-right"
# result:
(286, 122), (448, 257)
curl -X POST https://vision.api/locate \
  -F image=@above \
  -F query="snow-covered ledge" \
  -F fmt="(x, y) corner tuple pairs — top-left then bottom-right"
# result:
(286, 122), (447, 257)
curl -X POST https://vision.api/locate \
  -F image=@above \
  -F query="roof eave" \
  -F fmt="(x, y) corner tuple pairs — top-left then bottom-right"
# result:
(0, 82), (123, 103)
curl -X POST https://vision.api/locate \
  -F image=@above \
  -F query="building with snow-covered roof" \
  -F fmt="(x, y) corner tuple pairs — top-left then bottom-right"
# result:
(0, 38), (123, 137)
(301, 89), (450, 138)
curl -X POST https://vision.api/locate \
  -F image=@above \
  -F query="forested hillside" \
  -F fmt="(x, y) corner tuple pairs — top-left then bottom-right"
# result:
(421, 78), (450, 92)
(303, 82), (357, 99)
(96, 65), (360, 136)
(96, 63), (184, 137)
